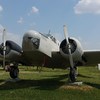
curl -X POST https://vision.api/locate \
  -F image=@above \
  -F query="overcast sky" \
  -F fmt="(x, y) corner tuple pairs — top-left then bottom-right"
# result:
(0, 0), (100, 50)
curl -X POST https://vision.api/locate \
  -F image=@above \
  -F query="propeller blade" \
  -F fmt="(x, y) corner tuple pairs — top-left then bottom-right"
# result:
(2, 29), (6, 68)
(63, 25), (69, 45)
(63, 25), (74, 68)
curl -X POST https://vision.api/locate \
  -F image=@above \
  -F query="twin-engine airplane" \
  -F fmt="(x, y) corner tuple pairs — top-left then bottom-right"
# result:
(0, 25), (100, 82)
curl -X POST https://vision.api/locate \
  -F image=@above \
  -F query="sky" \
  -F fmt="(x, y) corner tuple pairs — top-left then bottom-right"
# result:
(0, 0), (100, 50)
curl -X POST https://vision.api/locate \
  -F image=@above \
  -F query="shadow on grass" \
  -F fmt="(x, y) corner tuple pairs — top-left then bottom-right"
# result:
(78, 74), (93, 78)
(85, 82), (100, 89)
(0, 74), (68, 90)
(0, 80), (4, 83)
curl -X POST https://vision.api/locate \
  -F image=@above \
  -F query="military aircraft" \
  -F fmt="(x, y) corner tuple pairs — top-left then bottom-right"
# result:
(0, 25), (100, 82)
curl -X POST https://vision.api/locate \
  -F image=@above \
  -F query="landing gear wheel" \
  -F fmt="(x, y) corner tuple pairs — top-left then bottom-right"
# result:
(10, 68), (19, 79)
(69, 68), (76, 82)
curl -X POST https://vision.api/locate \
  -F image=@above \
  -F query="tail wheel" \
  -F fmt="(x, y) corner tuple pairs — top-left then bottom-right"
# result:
(10, 68), (19, 79)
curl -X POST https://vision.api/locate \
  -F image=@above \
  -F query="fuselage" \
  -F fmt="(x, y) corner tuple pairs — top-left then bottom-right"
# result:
(22, 30), (62, 67)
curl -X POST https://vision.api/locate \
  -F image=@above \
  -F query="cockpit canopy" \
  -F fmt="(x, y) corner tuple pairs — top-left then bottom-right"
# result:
(46, 34), (57, 43)
(39, 32), (60, 45)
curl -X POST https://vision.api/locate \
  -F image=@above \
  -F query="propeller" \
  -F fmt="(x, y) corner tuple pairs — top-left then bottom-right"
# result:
(2, 28), (6, 69)
(63, 25), (74, 68)
(63, 25), (76, 82)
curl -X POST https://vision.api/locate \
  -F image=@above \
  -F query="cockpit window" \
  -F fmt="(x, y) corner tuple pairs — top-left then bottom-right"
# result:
(28, 37), (40, 49)
(32, 38), (40, 49)
(46, 34), (57, 43)
(39, 33), (59, 44)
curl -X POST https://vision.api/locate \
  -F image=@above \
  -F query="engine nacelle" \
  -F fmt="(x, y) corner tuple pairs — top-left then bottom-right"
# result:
(60, 38), (83, 62)
(0, 40), (22, 62)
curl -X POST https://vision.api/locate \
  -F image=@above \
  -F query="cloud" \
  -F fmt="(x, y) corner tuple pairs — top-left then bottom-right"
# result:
(0, 5), (3, 12)
(31, 6), (39, 13)
(74, 0), (100, 14)
(28, 6), (39, 16)
(17, 17), (24, 24)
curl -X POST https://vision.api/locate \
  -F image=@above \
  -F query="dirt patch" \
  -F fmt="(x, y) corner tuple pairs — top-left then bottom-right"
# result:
(59, 84), (93, 91)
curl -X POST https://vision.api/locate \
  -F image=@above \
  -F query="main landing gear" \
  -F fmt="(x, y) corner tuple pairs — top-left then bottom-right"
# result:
(10, 66), (19, 79)
(6, 63), (19, 79)
(69, 66), (78, 82)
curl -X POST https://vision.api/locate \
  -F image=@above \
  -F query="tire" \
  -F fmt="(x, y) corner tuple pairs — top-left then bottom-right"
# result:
(69, 68), (76, 82)
(10, 68), (19, 79)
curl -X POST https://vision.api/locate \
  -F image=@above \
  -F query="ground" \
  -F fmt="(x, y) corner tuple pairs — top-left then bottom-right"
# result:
(0, 66), (100, 100)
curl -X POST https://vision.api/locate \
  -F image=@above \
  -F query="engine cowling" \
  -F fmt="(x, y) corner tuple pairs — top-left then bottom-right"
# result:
(0, 40), (22, 62)
(60, 38), (83, 62)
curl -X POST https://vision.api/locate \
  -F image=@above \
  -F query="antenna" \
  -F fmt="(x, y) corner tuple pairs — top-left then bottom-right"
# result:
(48, 30), (51, 34)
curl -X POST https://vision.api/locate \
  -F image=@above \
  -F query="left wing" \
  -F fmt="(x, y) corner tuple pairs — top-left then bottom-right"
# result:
(83, 50), (100, 66)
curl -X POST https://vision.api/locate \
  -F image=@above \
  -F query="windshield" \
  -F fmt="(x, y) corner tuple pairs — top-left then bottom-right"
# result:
(46, 34), (57, 43)
(39, 33), (58, 44)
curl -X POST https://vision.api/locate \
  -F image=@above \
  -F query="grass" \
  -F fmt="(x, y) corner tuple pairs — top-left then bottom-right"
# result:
(0, 66), (100, 100)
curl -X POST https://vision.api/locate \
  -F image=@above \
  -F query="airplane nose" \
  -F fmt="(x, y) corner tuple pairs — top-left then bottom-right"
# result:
(22, 30), (40, 50)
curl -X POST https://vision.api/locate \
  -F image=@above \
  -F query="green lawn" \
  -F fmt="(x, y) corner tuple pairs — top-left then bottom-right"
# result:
(0, 66), (100, 100)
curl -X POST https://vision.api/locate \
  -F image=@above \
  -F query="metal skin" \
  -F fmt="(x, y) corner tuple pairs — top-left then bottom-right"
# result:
(0, 41), (22, 62)
(60, 37), (83, 62)
(0, 40), (22, 79)
(22, 30), (84, 67)
(1, 27), (100, 82)
(61, 25), (83, 82)
(21, 29), (100, 82)
(60, 38), (84, 82)
(22, 30), (60, 57)
(22, 31), (83, 82)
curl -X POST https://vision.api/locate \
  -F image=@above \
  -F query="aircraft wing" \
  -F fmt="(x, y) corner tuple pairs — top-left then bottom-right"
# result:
(51, 50), (100, 67)
(1, 29), (100, 68)
(83, 50), (100, 66)
(0, 28), (100, 82)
